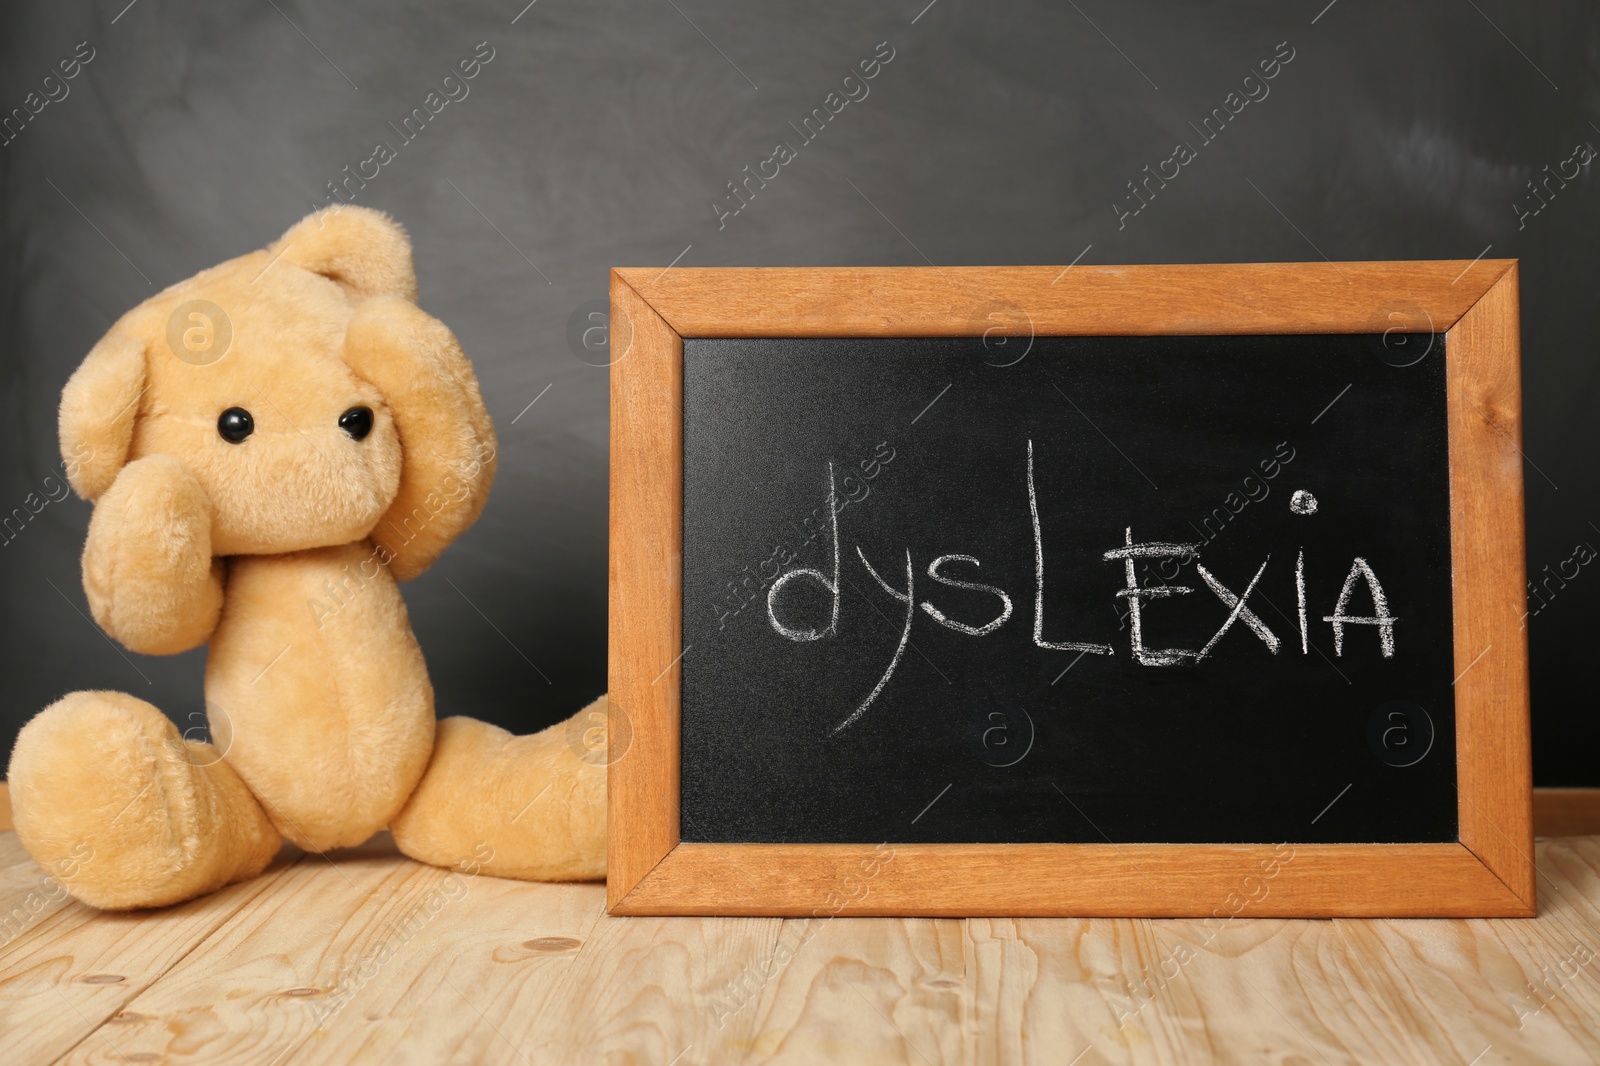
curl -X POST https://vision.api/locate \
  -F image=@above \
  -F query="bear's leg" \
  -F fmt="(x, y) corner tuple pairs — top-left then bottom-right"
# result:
(7, 691), (282, 910)
(390, 696), (608, 880)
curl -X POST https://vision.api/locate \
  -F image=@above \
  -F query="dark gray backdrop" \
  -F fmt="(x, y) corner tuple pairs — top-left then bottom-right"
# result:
(2, 1), (1596, 784)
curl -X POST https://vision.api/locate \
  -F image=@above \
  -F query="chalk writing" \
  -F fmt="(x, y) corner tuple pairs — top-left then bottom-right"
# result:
(766, 442), (1402, 733)
(718, 441), (894, 630)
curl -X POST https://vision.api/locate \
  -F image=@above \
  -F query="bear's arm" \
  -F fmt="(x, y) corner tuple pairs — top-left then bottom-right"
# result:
(81, 454), (225, 655)
(342, 296), (497, 582)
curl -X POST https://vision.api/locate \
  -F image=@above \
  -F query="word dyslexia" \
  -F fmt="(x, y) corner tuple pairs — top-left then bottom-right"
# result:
(766, 444), (1400, 734)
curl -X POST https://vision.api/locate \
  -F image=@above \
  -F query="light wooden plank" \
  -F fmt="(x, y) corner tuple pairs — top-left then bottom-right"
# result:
(508, 910), (783, 1064)
(179, 841), (784, 1064)
(0, 827), (74, 953)
(736, 840), (1600, 1065)
(18, 832), (1597, 1064)
(50, 835), (434, 1065)
(50, 834), (780, 1066)
(0, 835), (302, 1066)
(260, 874), (611, 1064)
(613, 262), (1513, 338)
(1107, 840), (1600, 1064)
(732, 916), (969, 1064)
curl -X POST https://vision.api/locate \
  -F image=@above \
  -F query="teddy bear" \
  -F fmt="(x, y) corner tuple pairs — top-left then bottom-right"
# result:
(7, 206), (607, 910)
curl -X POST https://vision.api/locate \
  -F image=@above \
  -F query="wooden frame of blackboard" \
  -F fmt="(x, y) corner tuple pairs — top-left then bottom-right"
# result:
(608, 261), (1532, 918)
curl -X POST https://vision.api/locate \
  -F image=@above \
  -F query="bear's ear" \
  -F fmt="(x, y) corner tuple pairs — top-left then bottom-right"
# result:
(59, 328), (147, 500)
(269, 205), (418, 302)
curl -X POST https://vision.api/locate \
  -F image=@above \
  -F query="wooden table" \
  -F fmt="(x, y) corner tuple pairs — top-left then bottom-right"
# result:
(3, 829), (1598, 1065)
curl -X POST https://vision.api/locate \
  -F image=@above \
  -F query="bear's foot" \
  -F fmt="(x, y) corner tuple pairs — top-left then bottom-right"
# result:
(390, 696), (608, 880)
(7, 691), (281, 909)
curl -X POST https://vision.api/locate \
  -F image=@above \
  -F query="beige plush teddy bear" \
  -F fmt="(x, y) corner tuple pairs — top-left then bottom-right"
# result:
(7, 206), (607, 909)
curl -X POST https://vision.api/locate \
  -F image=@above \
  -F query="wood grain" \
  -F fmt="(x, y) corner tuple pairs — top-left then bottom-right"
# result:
(608, 262), (1534, 918)
(613, 842), (1531, 918)
(608, 272), (685, 912)
(4, 830), (1600, 1065)
(0, 833), (302, 1065)
(1447, 265), (1536, 910)
(43, 832), (614, 1056)
(612, 261), (1514, 338)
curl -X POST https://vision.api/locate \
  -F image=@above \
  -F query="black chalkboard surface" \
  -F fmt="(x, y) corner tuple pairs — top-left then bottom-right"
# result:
(680, 334), (1456, 846)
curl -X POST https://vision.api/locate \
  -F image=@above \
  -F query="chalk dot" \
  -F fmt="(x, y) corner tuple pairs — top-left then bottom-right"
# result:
(1290, 490), (1318, 515)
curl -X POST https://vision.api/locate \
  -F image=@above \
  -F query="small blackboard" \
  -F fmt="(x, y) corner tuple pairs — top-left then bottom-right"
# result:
(609, 263), (1532, 918)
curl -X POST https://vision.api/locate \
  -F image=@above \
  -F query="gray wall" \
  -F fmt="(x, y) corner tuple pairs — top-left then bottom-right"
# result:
(2, 1), (1597, 782)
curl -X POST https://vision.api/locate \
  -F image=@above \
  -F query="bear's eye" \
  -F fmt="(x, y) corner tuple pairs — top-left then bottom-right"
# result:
(217, 407), (254, 444)
(339, 406), (374, 441)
